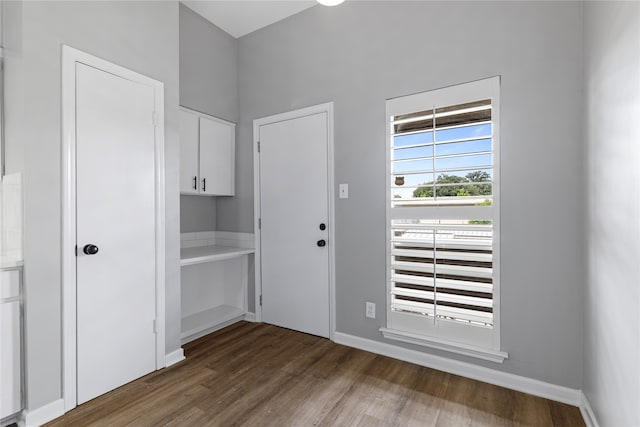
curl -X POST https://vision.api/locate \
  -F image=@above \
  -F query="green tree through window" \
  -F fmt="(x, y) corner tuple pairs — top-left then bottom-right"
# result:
(412, 170), (491, 198)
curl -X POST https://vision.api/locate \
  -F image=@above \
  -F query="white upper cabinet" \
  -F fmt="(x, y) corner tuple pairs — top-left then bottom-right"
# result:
(180, 109), (200, 194)
(180, 107), (235, 196)
(199, 116), (235, 196)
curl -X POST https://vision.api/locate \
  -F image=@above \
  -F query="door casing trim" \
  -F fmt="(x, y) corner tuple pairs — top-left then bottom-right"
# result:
(253, 102), (336, 341)
(61, 45), (166, 412)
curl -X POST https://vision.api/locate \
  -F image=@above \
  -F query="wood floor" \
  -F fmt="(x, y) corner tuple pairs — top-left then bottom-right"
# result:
(46, 322), (585, 426)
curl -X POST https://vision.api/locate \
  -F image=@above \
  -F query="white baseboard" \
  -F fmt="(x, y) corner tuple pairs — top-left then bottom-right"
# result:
(334, 332), (582, 406)
(25, 398), (65, 427)
(580, 392), (600, 427)
(165, 348), (185, 367)
(244, 312), (256, 322)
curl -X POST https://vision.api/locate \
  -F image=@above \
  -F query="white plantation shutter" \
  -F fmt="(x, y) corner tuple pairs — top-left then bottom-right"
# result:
(384, 77), (503, 357)
(390, 222), (493, 325)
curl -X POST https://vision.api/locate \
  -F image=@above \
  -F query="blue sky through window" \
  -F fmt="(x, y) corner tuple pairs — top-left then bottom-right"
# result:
(392, 122), (493, 199)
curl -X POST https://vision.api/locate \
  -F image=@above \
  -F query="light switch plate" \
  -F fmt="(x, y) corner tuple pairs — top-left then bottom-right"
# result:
(339, 183), (349, 199)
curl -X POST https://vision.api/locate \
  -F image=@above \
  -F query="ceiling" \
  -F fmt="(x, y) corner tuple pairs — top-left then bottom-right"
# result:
(180, 1), (318, 38)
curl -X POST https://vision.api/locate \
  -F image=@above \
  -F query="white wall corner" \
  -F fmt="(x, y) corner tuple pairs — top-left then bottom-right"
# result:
(333, 332), (582, 407)
(244, 312), (256, 322)
(165, 348), (186, 367)
(24, 398), (65, 427)
(580, 392), (600, 427)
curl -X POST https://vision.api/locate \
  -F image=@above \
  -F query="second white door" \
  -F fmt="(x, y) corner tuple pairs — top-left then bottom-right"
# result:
(258, 110), (330, 338)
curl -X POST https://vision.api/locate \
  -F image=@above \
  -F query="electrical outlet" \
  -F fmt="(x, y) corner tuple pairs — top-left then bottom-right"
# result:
(339, 183), (349, 199)
(366, 302), (376, 319)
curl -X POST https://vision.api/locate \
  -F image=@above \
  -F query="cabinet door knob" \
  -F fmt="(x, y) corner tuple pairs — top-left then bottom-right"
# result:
(317, 239), (326, 247)
(83, 244), (99, 255)
(192, 176), (197, 190)
(202, 178), (207, 192)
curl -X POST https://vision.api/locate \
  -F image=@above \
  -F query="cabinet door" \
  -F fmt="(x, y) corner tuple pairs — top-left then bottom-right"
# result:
(179, 109), (200, 194)
(199, 116), (235, 196)
(1, 300), (21, 418)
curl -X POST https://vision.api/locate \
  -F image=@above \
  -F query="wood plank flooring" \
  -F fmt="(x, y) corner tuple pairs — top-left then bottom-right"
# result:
(46, 322), (585, 426)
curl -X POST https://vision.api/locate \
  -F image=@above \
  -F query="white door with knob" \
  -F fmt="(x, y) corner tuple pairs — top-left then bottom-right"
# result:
(255, 105), (333, 338)
(66, 51), (163, 406)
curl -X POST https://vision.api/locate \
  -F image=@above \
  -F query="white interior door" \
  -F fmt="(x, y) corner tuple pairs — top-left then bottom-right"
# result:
(75, 62), (157, 404)
(259, 111), (330, 338)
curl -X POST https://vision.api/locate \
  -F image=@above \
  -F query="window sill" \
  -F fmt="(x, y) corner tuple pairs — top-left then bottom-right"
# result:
(380, 327), (508, 363)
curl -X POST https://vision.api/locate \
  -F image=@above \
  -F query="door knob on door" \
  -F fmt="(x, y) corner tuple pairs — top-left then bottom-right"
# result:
(83, 244), (99, 255)
(317, 239), (326, 247)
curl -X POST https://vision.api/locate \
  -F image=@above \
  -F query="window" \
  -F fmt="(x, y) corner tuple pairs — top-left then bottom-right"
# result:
(381, 77), (507, 362)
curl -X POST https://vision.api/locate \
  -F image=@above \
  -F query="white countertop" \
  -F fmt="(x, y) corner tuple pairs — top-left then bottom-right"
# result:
(180, 245), (254, 267)
(1, 256), (24, 270)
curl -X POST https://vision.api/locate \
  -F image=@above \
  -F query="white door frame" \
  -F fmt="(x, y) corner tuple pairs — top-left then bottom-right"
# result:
(253, 102), (336, 341)
(61, 45), (166, 412)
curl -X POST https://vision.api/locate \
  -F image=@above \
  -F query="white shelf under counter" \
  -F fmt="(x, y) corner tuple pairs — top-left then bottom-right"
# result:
(180, 245), (254, 266)
(179, 232), (255, 345)
(181, 304), (245, 342)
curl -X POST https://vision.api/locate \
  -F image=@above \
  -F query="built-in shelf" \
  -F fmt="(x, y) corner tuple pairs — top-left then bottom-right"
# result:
(180, 245), (254, 266)
(180, 304), (245, 343)
(179, 234), (255, 346)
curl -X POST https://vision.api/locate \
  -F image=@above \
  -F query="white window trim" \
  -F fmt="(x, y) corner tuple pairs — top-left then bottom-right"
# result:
(380, 328), (507, 363)
(382, 76), (506, 363)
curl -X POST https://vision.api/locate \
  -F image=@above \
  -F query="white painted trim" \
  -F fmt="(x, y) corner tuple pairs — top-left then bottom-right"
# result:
(24, 399), (65, 427)
(154, 69), (167, 374)
(61, 45), (166, 412)
(242, 252), (249, 326)
(334, 331), (582, 406)
(580, 392), (600, 427)
(61, 45), (78, 413)
(380, 327), (507, 363)
(326, 104), (336, 342)
(164, 348), (186, 368)
(179, 105), (235, 127)
(253, 102), (336, 339)
(253, 118), (262, 323)
(244, 312), (256, 322)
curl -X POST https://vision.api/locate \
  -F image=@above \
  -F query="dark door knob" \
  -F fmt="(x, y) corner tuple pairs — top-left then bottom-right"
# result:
(317, 239), (326, 247)
(83, 244), (99, 255)
(319, 223), (326, 230)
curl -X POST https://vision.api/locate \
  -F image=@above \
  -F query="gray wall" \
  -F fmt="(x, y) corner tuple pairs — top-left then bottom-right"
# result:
(4, 0), (181, 410)
(584, 2), (640, 425)
(228, 1), (585, 387)
(180, 196), (216, 233)
(2, 1), (24, 175)
(179, 3), (238, 233)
